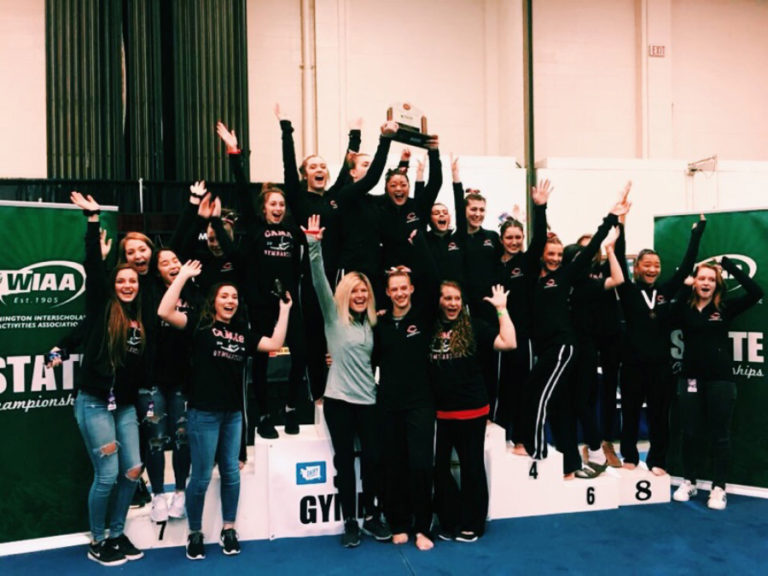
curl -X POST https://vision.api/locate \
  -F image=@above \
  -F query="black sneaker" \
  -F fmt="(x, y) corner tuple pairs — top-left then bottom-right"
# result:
(220, 528), (241, 555)
(186, 532), (206, 560)
(130, 477), (151, 509)
(284, 409), (300, 435)
(436, 528), (455, 542)
(257, 415), (278, 439)
(455, 531), (479, 543)
(341, 519), (361, 548)
(88, 540), (127, 566)
(362, 515), (392, 541)
(108, 533), (144, 560)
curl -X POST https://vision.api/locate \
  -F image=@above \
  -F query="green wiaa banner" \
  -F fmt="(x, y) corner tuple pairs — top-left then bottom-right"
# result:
(0, 201), (118, 543)
(655, 209), (768, 489)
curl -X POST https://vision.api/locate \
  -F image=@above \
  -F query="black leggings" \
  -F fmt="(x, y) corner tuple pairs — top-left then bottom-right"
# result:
(678, 379), (737, 489)
(496, 337), (532, 443)
(620, 360), (672, 469)
(323, 398), (379, 520)
(383, 405), (435, 535)
(434, 416), (488, 536)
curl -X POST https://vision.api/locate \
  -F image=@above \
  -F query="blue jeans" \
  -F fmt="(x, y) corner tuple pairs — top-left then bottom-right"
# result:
(74, 391), (142, 542)
(186, 409), (242, 532)
(137, 386), (190, 493)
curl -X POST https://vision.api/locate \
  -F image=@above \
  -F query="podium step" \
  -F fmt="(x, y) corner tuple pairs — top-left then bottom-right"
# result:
(607, 462), (671, 506)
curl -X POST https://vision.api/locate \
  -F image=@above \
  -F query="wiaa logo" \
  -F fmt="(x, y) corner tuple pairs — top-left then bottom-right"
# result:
(0, 260), (85, 307)
(699, 254), (757, 293)
(296, 461), (326, 485)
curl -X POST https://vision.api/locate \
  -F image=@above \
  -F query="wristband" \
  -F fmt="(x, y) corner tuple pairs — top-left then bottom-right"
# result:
(304, 230), (321, 236)
(497, 309), (508, 318)
(83, 209), (101, 216)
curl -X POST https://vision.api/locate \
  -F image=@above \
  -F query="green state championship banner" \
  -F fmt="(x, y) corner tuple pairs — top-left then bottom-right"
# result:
(0, 201), (117, 543)
(655, 209), (768, 489)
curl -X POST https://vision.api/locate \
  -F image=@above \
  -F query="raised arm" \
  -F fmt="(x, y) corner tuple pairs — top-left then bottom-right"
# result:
(602, 226), (625, 290)
(523, 179), (553, 274)
(660, 215), (707, 296)
(452, 156), (468, 244)
(158, 260), (202, 329)
(302, 215), (336, 323)
(256, 293), (293, 351)
(328, 117), (363, 192)
(721, 255), (764, 317)
(334, 122), (398, 206)
(485, 284), (517, 351)
(416, 137), (442, 221)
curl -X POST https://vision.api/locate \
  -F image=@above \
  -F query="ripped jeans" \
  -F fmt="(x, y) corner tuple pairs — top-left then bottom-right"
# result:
(74, 391), (142, 542)
(137, 386), (190, 494)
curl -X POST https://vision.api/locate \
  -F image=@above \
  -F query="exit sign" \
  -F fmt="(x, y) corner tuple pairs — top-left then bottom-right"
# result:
(648, 45), (666, 57)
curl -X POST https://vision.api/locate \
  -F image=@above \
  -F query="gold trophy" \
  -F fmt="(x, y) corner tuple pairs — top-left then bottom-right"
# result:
(386, 102), (433, 147)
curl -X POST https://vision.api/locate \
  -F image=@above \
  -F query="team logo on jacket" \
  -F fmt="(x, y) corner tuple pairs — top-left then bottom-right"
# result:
(212, 326), (245, 359)
(429, 333), (453, 359)
(447, 242), (459, 252)
(406, 324), (420, 337)
(509, 267), (523, 278)
(543, 278), (557, 289)
(656, 294), (666, 304)
(406, 212), (419, 224)
(708, 311), (722, 322)
(329, 200), (338, 209)
(483, 239), (494, 248)
(221, 261), (234, 272)
(127, 322), (143, 353)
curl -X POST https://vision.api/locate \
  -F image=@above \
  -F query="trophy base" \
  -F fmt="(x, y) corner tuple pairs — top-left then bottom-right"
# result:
(391, 129), (434, 148)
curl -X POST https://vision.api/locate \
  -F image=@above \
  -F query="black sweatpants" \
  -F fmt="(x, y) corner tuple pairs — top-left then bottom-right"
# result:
(522, 344), (575, 461)
(596, 334), (622, 442)
(300, 275), (328, 401)
(323, 398), (379, 520)
(383, 405), (435, 535)
(620, 360), (673, 469)
(496, 337), (532, 443)
(434, 415), (488, 536)
(677, 378), (737, 489)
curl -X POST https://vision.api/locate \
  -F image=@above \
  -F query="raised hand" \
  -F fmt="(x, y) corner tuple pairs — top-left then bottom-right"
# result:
(349, 117), (363, 131)
(279, 290), (294, 312)
(273, 102), (286, 121)
(70, 191), (100, 213)
(100, 228), (113, 261)
(189, 180), (208, 206)
(216, 122), (238, 152)
(425, 135), (439, 150)
(198, 192), (214, 219)
(301, 214), (325, 241)
(381, 121), (399, 136)
(450, 154), (460, 183)
(178, 260), (202, 280)
(211, 195), (222, 218)
(483, 284), (509, 310)
(531, 179), (553, 206)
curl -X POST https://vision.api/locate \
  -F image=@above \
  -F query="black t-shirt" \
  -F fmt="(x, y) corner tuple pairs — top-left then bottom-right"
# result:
(428, 317), (495, 415)
(185, 315), (259, 412)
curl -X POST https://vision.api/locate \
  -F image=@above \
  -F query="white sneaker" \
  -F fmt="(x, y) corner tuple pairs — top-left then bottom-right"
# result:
(168, 492), (186, 519)
(673, 480), (698, 502)
(150, 494), (169, 522)
(707, 486), (727, 510)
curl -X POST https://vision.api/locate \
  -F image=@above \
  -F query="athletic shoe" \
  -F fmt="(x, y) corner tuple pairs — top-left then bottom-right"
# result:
(130, 477), (151, 509)
(436, 529), (455, 542)
(455, 531), (479, 543)
(150, 494), (169, 523)
(602, 441), (622, 468)
(220, 528), (241, 555)
(88, 540), (127, 566)
(362, 515), (392, 541)
(673, 480), (698, 502)
(257, 415), (278, 440)
(186, 532), (205, 560)
(284, 409), (300, 435)
(707, 486), (727, 510)
(341, 519), (361, 548)
(168, 492), (186, 519)
(574, 461), (607, 479)
(108, 533), (144, 560)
